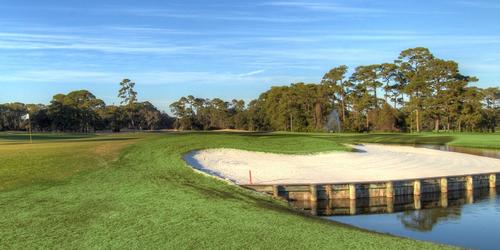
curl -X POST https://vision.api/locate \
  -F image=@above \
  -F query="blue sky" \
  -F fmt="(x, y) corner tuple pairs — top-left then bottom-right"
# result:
(1, 0), (499, 111)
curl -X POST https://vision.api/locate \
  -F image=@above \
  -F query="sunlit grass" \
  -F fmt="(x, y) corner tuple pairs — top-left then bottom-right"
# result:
(443, 133), (500, 149)
(0, 133), (142, 191)
(275, 131), (500, 149)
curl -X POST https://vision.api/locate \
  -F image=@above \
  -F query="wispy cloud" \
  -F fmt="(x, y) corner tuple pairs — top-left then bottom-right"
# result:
(2, 29), (499, 67)
(0, 32), (208, 54)
(103, 26), (200, 35)
(109, 8), (319, 23)
(256, 33), (500, 44)
(212, 15), (316, 23)
(110, 8), (200, 19)
(238, 69), (266, 77)
(0, 70), (119, 83)
(263, 1), (453, 15)
(456, 0), (500, 9)
(263, 1), (386, 14)
(0, 69), (299, 86)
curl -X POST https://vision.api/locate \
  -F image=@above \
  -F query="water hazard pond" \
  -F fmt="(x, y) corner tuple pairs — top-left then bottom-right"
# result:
(327, 189), (500, 250)
(293, 146), (500, 250)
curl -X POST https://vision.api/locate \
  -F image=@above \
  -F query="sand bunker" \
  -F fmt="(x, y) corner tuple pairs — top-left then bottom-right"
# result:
(183, 144), (500, 185)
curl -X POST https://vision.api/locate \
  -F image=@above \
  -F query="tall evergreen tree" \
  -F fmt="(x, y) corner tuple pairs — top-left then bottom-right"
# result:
(118, 79), (138, 130)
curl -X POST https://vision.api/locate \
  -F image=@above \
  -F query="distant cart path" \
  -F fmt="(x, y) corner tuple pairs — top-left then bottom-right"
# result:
(184, 144), (500, 184)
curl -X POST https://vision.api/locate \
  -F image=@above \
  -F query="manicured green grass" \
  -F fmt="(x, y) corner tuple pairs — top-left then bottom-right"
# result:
(285, 131), (500, 149)
(323, 132), (456, 146)
(0, 133), (141, 191)
(0, 132), (453, 249)
(444, 133), (500, 149)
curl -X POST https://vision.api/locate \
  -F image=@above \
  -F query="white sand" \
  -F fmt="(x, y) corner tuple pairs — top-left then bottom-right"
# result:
(183, 144), (500, 185)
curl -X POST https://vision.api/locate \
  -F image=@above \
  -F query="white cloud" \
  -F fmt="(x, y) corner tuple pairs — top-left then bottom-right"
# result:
(111, 8), (319, 23)
(263, 1), (453, 15)
(102, 26), (200, 35)
(255, 33), (500, 45)
(456, 0), (500, 9)
(238, 69), (266, 77)
(0, 32), (208, 54)
(0, 69), (301, 86)
(0, 70), (120, 83)
(263, 1), (386, 14)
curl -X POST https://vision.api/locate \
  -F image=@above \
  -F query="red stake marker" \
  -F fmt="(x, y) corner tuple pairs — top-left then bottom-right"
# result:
(249, 170), (253, 184)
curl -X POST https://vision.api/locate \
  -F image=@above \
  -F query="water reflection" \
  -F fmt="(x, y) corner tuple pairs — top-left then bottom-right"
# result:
(326, 188), (500, 249)
(291, 188), (497, 232)
(417, 144), (500, 159)
(398, 206), (461, 232)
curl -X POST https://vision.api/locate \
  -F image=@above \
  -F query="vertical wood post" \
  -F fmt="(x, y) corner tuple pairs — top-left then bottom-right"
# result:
(310, 185), (318, 202)
(466, 189), (474, 204)
(325, 184), (333, 200)
(490, 187), (496, 200)
(325, 199), (333, 216)
(490, 174), (497, 188)
(414, 195), (421, 210)
(466, 176), (474, 191)
(349, 184), (356, 200)
(413, 180), (421, 196)
(440, 177), (448, 193)
(386, 197), (394, 213)
(310, 201), (318, 216)
(386, 181), (394, 198)
(440, 192), (448, 208)
(272, 185), (279, 198)
(349, 199), (356, 215)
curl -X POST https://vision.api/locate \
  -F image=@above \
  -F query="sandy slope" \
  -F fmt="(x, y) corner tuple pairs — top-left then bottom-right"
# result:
(183, 144), (500, 184)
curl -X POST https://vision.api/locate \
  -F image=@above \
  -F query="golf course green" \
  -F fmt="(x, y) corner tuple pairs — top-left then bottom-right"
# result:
(2, 132), (497, 249)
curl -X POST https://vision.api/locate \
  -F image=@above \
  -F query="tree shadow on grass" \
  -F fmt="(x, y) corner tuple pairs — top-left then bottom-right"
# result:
(314, 133), (456, 146)
(180, 180), (375, 232)
(182, 181), (300, 214)
(0, 133), (94, 141)
(0, 133), (139, 144)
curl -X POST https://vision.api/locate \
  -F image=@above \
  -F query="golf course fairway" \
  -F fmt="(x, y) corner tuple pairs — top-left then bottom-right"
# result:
(2, 132), (493, 249)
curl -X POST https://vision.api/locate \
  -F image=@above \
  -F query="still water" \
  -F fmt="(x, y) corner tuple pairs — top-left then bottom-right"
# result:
(416, 144), (500, 159)
(327, 189), (500, 249)
(290, 189), (499, 249)
(297, 146), (500, 249)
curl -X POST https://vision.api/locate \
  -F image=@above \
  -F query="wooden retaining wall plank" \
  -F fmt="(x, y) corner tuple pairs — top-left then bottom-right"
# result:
(281, 185), (311, 192)
(421, 179), (440, 194)
(241, 172), (500, 201)
(474, 175), (490, 188)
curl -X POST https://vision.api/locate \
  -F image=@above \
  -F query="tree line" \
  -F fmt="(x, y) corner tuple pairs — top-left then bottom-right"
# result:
(170, 47), (498, 132)
(0, 79), (173, 132)
(1, 47), (498, 133)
